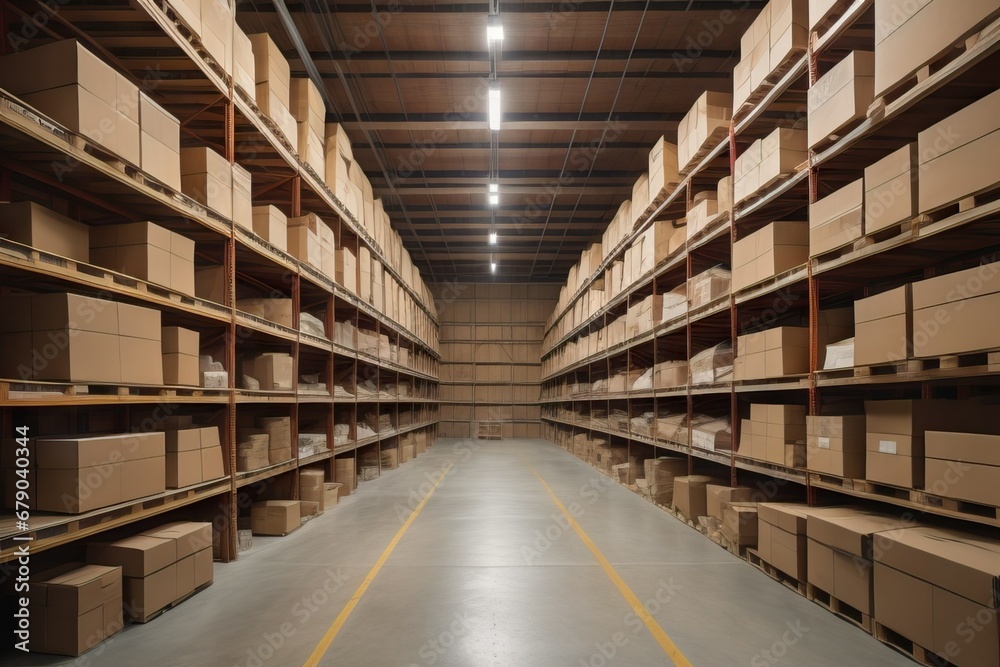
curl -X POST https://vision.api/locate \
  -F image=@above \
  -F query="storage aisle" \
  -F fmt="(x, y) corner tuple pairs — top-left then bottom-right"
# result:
(12, 440), (914, 667)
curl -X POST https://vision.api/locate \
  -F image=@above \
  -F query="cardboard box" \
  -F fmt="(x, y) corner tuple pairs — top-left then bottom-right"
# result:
(679, 91), (733, 172)
(251, 205), (288, 252)
(760, 127), (808, 191)
(290, 77), (325, 136)
(122, 563), (176, 622)
(706, 484), (754, 521)
(672, 475), (724, 520)
(31, 563), (123, 656)
(648, 137), (680, 200)
(166, 450), (201, 488)
(248, 33), (290, 104)
(180, 146), (232, 218)
(865, 144), (918, 233)
(918, 86), (1000, 213)
(233, 27), (255, 95)
(854, 286), (911, 366)
(733, 220), (808, 292)
(722, 502), (759, 546)
(236, 298), (294, 328)
(808, 51), (875, 149)
(195, 265), (227, 304)
(200, 0), (233, 73)
(253, 353), (293, 390)
(807, 415), (866, 478)
(758, 503), (813, 580)
(925, 431), (1000, 506)
(138, 93), (181, 191)
(25, 293), (121, 383)
(335, 458), (355, 494)
(251, 500), (300, 535)
(810, 178), (864, 256)
(0, 201), (90, 263)
(287, 225), (322, 270)
(911, 261), (1000, 357)
(87, 535), (175, 578)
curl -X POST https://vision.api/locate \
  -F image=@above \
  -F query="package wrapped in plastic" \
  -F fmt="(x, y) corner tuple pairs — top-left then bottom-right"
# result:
(632, 368), (654, 391)
(823, 337), (855, 370)
(690, 415), (732, 452)
(631, 411), (655, 437)
(644, 457), (690, 506)
(333, 423), (351, 445)
(591, 408), (608, 428)
(656, 410), (687, 443)
(356, 424), (377, 440)
(689, 266), (732, 309)
(690, 341), (733, 384)
(654, 360), (689, 388)
(299, 312), (327, 338)
(661, 284), (688, 323)
(592, 378), (608, 394)
(610, 409), (630, 433)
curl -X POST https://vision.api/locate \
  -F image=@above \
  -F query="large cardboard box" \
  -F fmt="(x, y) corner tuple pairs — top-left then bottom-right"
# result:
(290, 77), (325, 137)
(807, 415), (866, 478)
(117, 301), (163, 385)
(180, 146), (232, 218)
(236, 298), (294, 328)
(757, 503), (813, 581)
(810, 178), (863, 256)
(679, 91), (732, 172)
(647, 137), (680, 201)
(672, 475), (724, 520)
(90, 221), (194, 295)
(873, 526), (1000, 667)
(722, 502), (759, 546)
(807, 51), (875, 149)
(253, 353), (294, 390)
(0, 201), (90, 263)
(162, 326), (200, 386)
(248, 33), (290, 106)
(335, 457), (356, 494)
(232, 162), (253, 232)
(854, 286), (911, 366)
(200, 0), (233, 74)
(139, 93), (181, 191)
(706, 484), (754, 521)
(925, 431), (1000, 506)
(918, 86), (1000, 213)
(251, 500), (300, 535)
(251, 205), (288, 252)
(31, 563), (123, 656)
(733, 220), (808, 292)
(232, 27), (256, 96)
(759, 127), (807, 190)
(865, 144), (918, 234)
(911, 261), (1000, 357)
(875, 0), (1000, 97)
(28, 293), (122, 384)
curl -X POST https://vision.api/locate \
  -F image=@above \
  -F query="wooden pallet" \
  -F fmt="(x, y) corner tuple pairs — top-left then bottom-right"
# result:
(911, 490), (1000, 522)
(746, 549), (808, 596)
(733, 47), (807, 123)
(131, 580), (215, 624)
(735, 160), (810, 212)
(679, 127), (730, 176)
(873, 622), (956, 667)
(806, 584), (872, 634)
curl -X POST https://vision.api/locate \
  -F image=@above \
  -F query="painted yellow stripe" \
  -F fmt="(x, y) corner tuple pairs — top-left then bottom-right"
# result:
(303, 463), (454, 667)
(531, 469), (694, 667)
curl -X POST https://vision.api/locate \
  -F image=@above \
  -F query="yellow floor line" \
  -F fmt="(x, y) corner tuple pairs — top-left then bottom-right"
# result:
(531, 468), (694, 667)
(302, 462), (454, 667)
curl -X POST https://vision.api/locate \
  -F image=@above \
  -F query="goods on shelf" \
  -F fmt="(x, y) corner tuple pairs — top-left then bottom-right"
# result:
(691, 416), (732, 452)
(922, 87), (1000, 213)
(88, 521), (213, 622)
(237, 298), (294, 328)
(0, 201), (90, 262)
(706, 484), (754, 521)
(912, 260), (1000, 357)
(864, 143), (918, 234)
(737, 127), (808, 203)
(251, 500), (301, 535)
(92, 221), (196, 295)
(632, 368), (653, 391)
(678, 91), (733, 172)
(873, 526), (1000, 667)
(249, 33), (296, 147)
(734, 220), (808, 292)
(822, 337), (854, 369)
(165, 424), (225, 488)
(181, 146), (233, 218)
(689, 267), (731, 309)
(660, 284), (688, 322)
(325, 123), (363, 218)
(647, 137), (681, 206)
(199, 355), (228, 388)
(655, 409), (687, 443)
(733, 0), (808, 108)
(735, 326), (809, 380)
(233, 27), (256, 95)
(673, 475), (725, 520)
(162, 327), (200, 386)
(854, 286), (910, 366)
(299, 312), (327, 338)
(336, 247), (357, 292)
(595, 442), (627, 472)
(723, 502), (759, 546)
(690, 341), (733, 384)
(244, 353), (293, 390)
(644, 457), (689, 505)
(236, 432), (268, 472)
(140, 93), (182, 190)
(251, 205), (288, 253)
(741, 403), (806, 467)
(757, 502), (814, 581)
(809, 179), (864, 256)
(288, 212), (337, 277)
(291, 77), (326, 175)
(631, 411), (654, 437)
(260, 416), (292, 464)
(925, 431), (1000, 506)
(686, 191), (719, 240)
(654, 360), (688, 389)
(29, 563), (123, 656)
(807, 51), (875, 149)
(806, 415), (866, 478)
(626, 294), (662, 339)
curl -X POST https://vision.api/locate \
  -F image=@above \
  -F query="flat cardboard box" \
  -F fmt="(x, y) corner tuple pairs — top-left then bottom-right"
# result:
(810, 178), (864, 256)
(236, 298), (294, 328)
(854, 286), (911, 366)
(88, 535), (175, 578)
(251, 205), (288, 252)
(807, 51), (875, 149)
(251, 500), (300, 535)
(865, 144), (918, 233)
(911, 260), (1000, 357)
(0, 201), (90, 263)
(926, 431), (1000, 506)
(806, 415), (866, 478)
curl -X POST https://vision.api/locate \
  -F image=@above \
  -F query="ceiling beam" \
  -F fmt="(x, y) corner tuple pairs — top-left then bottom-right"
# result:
(342, 119), (675, 131)
(355, 141), (661, 150)
(326, 71), (732, 80)
(382, 186), (630, 195)
(272, 1), (767, 14)
(303, 49), (737, 63)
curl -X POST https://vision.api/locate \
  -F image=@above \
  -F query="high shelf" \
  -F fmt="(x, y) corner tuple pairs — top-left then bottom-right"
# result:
(539, 0), (1000, 532)
(0, 0), (440, 564)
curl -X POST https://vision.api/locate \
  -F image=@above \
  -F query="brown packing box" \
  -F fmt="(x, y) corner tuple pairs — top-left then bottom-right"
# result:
(854, 286), (911, 366)
(166, 449), (201, 488)
(237, 298), (294, 328)
(248, 33), (290, 103)
(122, 563), (176, 622)
(757, 503), (815, 580)
(0, 38), (117, 102)
(172, 547), (212, 599)
(807, 415), (866, 478)
(195, 265), (227, 304)
(648, 137), (680, 198)
(200, 0), (233, 73)
(672, 475), (724, 520)
(324, 482), (343, 506)
(140, 522), (213, 561)
(117, 302), (163, 385)
(162, 326), (200, 386)
(290, 77), (325, 135)
(180, 146), (233, 218)
(335, 458), (356, 494)
(865, 144), (918, 234)
(809, 178), (864, 256)
(251, 500), (301, 535)
(873, 526), (1000, 666)
(32, 563), (123, 657)
(722, 502), (759, 546)
(88, 535), (175, 579)
(232, 163), (253, 233)
(251, 205), (288, 252)
(299, 469), (325, 510)
(202, 444), (225, 480)
(759, 128), (807, 191)
(139, 93), (182, 191)
(911, 260), (1000, 357)
(706, 484), (754, 521)
(918, 86), (1000, 214)
(0, 201), (90, 263)
(287, 225), (322, 270)
(807, 51), (875, 149)
(925, 431), (1000, 506)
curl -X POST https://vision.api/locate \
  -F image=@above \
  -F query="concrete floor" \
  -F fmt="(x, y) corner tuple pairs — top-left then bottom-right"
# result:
(7, 438), (918, 666)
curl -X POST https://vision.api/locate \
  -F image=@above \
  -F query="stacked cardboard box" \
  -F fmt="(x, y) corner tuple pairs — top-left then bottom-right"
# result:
(925, 431), (1000, 507)
(734, 326), (808, 380)
(688, 267), (731, 309)
(723, 503), (760, 546)
(260, 416), (292, 464)
(706, 484), (754, 521)
(686, 191), (719, 241)
(911, 260), (1000, 357)
(678, 91), (733, 172)
(647, 137), (680, 205)
(673, 476), (725, 520)
(249, 33), (297, 148)
(631, 176), (648, 218)
(162, 327), (199, 386)
(181, 146), (232, 218)
(757, 502), (813, 581)
(251, 500), (301, 535)
(236, 431), (268, 472)
(644, 458), (689, 506)
(873, 527), (1000, 667)
(232, 26), (256, 96)
(733, 0), (808, 109)
(854, 286), (910, 366)
(236, 298), (294, 328)
(0, 40), (140, 166)
(864, 144), (918, 234)
(90, 222), (195, 295)
(232, 163), (252, 232)
(810, 179), (864, 256)
(139, 94), (182, 190)
(284, 212), (323, 269)
(807, 51), (875, 149)
(335, 457), (356, 495)
(299, 468), (325, 516)
(290, 78), (325, 175)
(653, 360), (688, 389)
(251, 205), (288, 253)
(200, 0), (234, 74)
(625, 294), (662, 339)
(165, 424), (225, 488)
(806, 415), (866, 478)
(691, 417), (732, 452)
(918, 87), (1000, 213)
(741, 403), (806, 467)
(30, 563), (123, 656)
(325, 123), (363, 219)
(0, 201), (90, 262)
(733, 220), (808, 291)
(875, 0), (1000, 97)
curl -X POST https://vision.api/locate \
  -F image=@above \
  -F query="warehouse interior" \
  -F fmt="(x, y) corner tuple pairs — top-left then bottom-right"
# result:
(1, 0), (1000, 665)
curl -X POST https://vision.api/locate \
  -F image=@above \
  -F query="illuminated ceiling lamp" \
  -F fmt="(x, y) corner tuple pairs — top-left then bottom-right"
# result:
(487, 15), (504, 43)
(488, 83), (502, 131)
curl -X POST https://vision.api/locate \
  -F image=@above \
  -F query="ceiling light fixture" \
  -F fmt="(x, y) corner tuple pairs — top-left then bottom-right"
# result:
(489, 231), (498, 245)
(487, 15), (504, 43)
(489, 182), (499, 193)
(488, 84), (501, 131)
(491, 261), (497, 273)
(488, 193), (499, 206)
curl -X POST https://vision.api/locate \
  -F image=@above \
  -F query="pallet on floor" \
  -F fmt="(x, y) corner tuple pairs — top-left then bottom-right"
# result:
(873, 622), (956, 667)
(806, 584), (872, 634)
(132, 580), (214, 624)
(746, 549), (807, 596)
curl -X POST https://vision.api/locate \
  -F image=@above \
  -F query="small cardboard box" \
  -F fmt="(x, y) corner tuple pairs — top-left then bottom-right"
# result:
(854, 286), (911, 366)
(251, 205), (288, 252)
(865, 144), (918, 234)
(672, 475), (724, 520)
(251, 500), (301, 535)
(0, 201), (90, 263)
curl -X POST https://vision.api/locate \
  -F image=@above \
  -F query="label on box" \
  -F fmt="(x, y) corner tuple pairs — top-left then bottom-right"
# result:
(879, 440), (897, 455)
(817, 437), (830, 450)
